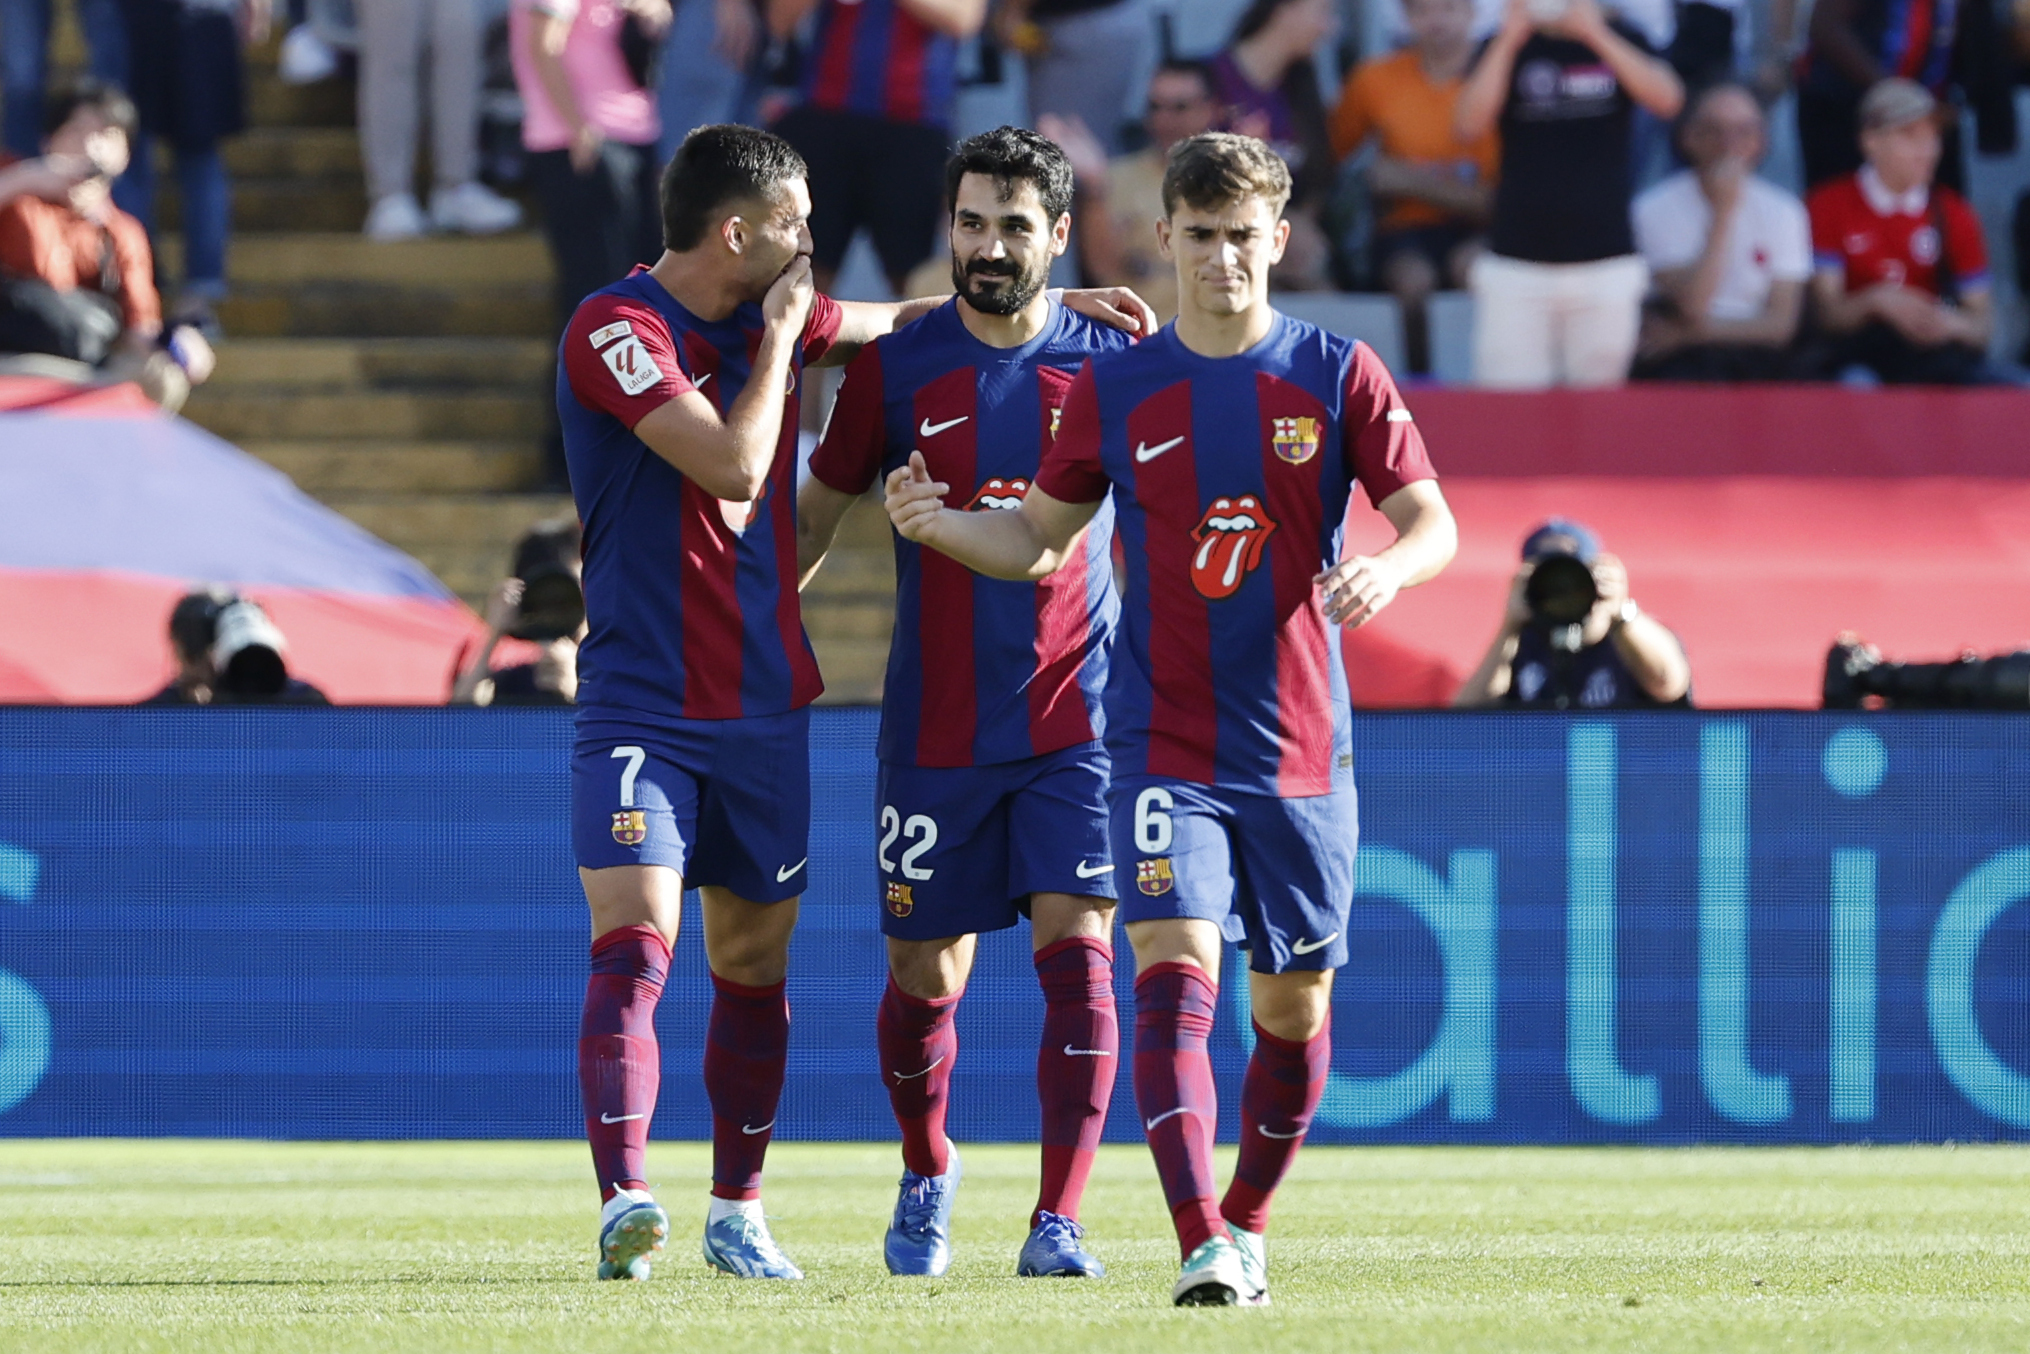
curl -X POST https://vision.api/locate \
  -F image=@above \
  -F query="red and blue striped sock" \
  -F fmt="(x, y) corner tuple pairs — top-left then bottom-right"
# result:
(704, 972), (790, 1201)
(579, 924), (669, 1201)
(1221, 1017), (1331, 1235)
(1032, 936), (1119, 1225)
(877, 976), (960, 1178)
(1133, 961), (1226, 1258)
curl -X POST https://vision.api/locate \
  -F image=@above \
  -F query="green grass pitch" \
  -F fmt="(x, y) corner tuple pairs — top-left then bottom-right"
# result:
(2, 1139), (2027, 1352)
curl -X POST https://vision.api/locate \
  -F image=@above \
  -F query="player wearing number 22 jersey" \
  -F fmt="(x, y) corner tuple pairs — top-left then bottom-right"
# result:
(799, 127), (1143, 1282)
(885, 134), (1455, 1306)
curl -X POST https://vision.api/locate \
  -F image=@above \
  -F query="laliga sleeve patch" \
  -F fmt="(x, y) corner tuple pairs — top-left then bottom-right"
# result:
(602, 336), (663, 397)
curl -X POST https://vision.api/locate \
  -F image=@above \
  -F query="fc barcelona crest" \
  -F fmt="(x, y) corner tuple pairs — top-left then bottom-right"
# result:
(611, 810), (647, 846)
(886, 881), (915, 917)
(1136, 858), (1174, 897)
(1272, 415), (1320, 465)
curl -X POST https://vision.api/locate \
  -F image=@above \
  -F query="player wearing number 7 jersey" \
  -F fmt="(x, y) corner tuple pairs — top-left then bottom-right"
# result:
(882, 133), (1459, 1307)
(799, 128), (1148, 1281)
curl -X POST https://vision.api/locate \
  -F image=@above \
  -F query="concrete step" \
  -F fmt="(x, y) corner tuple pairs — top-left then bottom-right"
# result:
(248, 68), (357, 130)
(224, 126), (365, 179)
(801, 599), (894, 642)
(321, 493), (576, 605)
(809, 640), (886, 705)
(169, 232), (552, 287)
(241, 439), (542, 494)
(183, 388), (546, 441)
(209, 338), (553, 391)
(158, 176), (368, 234)
(216, 284), (554, 339)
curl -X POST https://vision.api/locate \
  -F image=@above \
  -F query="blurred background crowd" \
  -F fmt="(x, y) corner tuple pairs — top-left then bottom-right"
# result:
(2, 0), (2028, 711)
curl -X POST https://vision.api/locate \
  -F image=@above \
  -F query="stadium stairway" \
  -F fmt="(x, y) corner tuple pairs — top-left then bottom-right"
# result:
(131, 29), (894, 701)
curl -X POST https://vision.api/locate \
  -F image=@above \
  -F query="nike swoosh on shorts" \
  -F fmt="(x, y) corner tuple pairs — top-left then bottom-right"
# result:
(776, 859), (806, 883)
(1291, 931), (1340, 956)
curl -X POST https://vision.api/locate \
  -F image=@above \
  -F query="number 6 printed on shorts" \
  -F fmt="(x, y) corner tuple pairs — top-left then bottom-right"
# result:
(1134, 786), (1174, 855)
(877, 805), (939, 880)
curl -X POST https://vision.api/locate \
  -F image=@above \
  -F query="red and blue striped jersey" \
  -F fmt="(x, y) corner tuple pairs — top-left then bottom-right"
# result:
(809, 297), (1133, 767)
(803, 0), (960, 129)
(1034, 315), (1437, 797)
(559, 267), (841, 722)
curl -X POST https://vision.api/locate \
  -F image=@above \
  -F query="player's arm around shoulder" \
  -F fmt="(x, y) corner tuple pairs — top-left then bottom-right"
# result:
(627, 258), (816, 502)
(812, 287), (1156, 368)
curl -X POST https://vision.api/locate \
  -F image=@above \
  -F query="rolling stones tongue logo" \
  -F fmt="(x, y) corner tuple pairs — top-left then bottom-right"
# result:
(1189, 495), (1277, 600)
(963, 477), (1030, 512)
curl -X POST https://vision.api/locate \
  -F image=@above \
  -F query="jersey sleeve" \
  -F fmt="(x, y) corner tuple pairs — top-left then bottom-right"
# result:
(1033, 360), (1110, 504)
(1941, 192), (1990, 289)
(1343, 341), (1437, 505)
(802, 291), (845, 366)
(562, 292), (693, 427)
(807, 340), (887, 495)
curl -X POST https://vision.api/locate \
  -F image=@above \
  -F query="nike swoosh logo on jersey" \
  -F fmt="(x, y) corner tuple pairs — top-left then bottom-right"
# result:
(1144, 1106), (1190, 1130)
(893, 1055), (946, 1082)
(1064, 1045), (1114, 1057)
(776, 859), (806, 882)
(1134, 435), (1185, 463)
(1257, 1124), (1306, 1139)
(599, 1113), (644, 1124)
(1075, 861), (1113, 878)
(692, 372), (711, 388)
(741, 1120), (775, 1135)
(919, 415), (969, 437)
(1291, 931), (1340, 956)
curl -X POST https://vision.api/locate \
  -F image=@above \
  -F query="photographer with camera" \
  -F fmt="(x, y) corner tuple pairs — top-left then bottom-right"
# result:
(141, 587), (330, 706)
(450, 519), (584, 707)
(1453, 518), (1691, 709)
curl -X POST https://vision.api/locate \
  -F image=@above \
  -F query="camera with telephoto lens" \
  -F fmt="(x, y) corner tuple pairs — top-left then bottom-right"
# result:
(1824, 637), (2030, 710)
(508, 521), (585, 642)
(211, 598), (290, 698)
(1525, 554), (1600, 629)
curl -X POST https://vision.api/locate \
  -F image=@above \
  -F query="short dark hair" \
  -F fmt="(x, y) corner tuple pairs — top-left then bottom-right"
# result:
(660, 124), (808, 252)
(43, 76), (137, 144)
(1161, 132), (1292, 218)
(1150, 59), (1216, 100)
(168, 586), (235, 663)
(946, 125), (1074, 226)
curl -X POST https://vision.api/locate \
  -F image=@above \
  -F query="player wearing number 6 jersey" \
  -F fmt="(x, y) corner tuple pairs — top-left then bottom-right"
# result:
(800, 128), (1148, 1281)
(882, 133), (1458, 1306)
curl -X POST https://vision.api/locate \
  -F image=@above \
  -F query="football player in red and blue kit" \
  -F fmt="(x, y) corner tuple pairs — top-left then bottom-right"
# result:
(799, 127), (1145, 1281)
(560, 124), (1152, 1285)
(883, 133), (1459, 1306)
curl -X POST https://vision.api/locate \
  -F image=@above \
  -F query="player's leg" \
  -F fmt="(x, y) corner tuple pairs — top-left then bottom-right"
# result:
(1113, 779), (1250, 1305)
(1216, 786), (1358, 1305)
(571, 734), (702, 1280)
(872, 759), (1009, 1276)
(1008, 744), (1120, 1276)
(686, 710), (812, 1279)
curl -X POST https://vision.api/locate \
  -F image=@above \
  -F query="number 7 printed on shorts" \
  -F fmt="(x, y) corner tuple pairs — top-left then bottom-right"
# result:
(609, 746), (648, 847)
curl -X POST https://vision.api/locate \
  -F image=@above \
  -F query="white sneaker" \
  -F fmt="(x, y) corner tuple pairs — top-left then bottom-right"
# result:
(363, 193), (428, 242)
(1231, 1226), (1270, 1306)
(596, 1187), (669, 1281)
(1172, 1235), (1247, 1306)
(277, 25), (338, 84)
(429, 181), (523, 235)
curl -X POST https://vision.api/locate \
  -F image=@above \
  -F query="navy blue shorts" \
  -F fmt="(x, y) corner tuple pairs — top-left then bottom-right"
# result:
(570, 709), (810, 902)
(1112, 776), (1357, 974)
(876, 741), (1116, 941)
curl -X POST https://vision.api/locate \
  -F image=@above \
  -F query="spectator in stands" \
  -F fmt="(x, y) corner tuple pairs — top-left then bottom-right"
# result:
(1329, 0), (1497, 373)
(450, 519), (582, 707)
(997, 0), (1152, 155)
(1631, 82), (1809, 380)
(2, 0), (128, 158)
(1806, 79), (2001, 386)
(114, 0), (272, 331)
(1456, 0), (1684, 388)
(143, 587), (330, 705)
(1453, 518), (1691, 709)
(657, 0), (765, 167)
(770, 0), (985, 297)
(1042, 58), (1220, 323)
(1207, 0), (1338, 290)
(356, 0), (523, 241)
(0, 79), (214, 408)
(510, 0), (669, 322)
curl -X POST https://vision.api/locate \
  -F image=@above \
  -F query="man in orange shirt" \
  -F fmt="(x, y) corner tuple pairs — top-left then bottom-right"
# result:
(0, 80), (212, 407)
(1330, 0), (1496, 371)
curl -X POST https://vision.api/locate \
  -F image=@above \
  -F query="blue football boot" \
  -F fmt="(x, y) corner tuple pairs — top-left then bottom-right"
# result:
(884, 1144), (962, 1276)
(701, 1203), (804, 1280)
(595, 1188), (668, 1281)
(1016, 1210), (1105, 1278)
